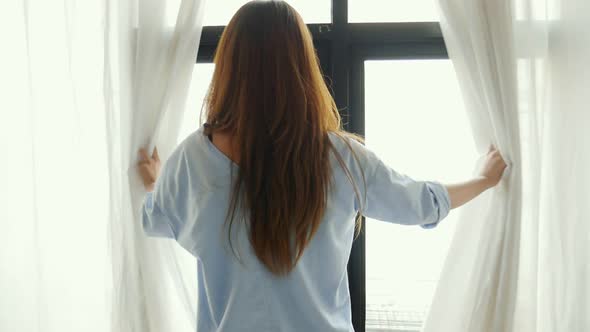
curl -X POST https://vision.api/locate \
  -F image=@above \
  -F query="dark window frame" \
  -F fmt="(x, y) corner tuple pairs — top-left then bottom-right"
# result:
(196, 1), (447, 331)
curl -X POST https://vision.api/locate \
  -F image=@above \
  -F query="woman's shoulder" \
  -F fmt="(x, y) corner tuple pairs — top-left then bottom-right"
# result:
(180, 125), (206, 147)
(172, 125), (237, 181)
(159, 126), (229, 190)
(162, 126), (209, 174)
(328, 130), (369, 157)
(327, 130), (381, 174)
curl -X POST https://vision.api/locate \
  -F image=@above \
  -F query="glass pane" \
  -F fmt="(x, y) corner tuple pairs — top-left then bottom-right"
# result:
(349, 0), (439, 23)
(364, 60), (477, 331)
(179, 63), (215, 143)
(202, 0), (330, 26)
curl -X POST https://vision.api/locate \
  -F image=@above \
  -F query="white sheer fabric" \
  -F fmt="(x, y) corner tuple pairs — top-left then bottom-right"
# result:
(0, 1), (204, 331)
(104, 1), (204, 331)
(0, 2), (110, 331)
(425, 0), (590, 331)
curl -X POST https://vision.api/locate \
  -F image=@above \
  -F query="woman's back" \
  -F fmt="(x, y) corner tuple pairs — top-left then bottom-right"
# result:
(141, 125), (450, 331)
(137, 3), (507, 329)
(135, 2), (467, 330)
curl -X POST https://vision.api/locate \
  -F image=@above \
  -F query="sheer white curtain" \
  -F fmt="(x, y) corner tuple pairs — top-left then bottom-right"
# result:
(0, 1), (204, 331)
(425, 0), (590, 331)
(1, 2), (110, 331)
(104, 1), (204, 331)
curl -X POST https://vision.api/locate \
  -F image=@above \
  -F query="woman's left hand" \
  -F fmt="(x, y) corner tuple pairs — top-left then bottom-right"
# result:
(138, 147), (160, 192)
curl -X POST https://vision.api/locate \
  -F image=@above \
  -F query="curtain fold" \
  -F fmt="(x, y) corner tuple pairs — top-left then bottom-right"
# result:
(426, 0), (590, 331)
(1, 1), (111, 331)
(104, 0), (205, 331)
(1, 1), (205, 331)
(423, 2), (523, 331)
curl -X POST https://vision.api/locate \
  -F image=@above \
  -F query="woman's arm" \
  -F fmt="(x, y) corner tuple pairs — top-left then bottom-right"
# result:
(446, 146), (507, 209)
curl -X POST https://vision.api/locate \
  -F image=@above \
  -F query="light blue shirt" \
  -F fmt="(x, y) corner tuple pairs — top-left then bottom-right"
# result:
(141, 125), (451, 332)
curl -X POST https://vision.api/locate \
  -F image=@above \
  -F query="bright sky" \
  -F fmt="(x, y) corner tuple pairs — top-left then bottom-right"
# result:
(167, 0), (440, 26)
(364, 60), (476, 317)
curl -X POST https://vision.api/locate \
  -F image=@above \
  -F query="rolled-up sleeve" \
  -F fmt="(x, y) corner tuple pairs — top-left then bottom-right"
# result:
(359, 153), (451, 228)
(418, 181), (451, 228)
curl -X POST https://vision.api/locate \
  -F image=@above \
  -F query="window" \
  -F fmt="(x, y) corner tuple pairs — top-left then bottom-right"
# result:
(178, 64), (215, 143)
(364, 60), (476, 331)
(202, 0), (331, 26)
(348, 0), (439, 23)
(193, 2), (457, 331)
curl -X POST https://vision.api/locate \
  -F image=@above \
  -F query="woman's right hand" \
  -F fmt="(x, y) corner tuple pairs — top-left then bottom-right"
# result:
(138, 147), (161, 192)
(479, 145), (508, 188)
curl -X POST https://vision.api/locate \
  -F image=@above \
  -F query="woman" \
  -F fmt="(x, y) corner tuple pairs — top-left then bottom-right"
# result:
(137, 1), (507, 331)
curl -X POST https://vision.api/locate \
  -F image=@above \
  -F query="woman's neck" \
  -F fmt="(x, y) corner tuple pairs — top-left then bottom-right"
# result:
(211, 131), (240, 165)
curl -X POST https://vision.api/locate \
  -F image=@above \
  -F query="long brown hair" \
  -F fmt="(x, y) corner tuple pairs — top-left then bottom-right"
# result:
(202, 0), (366, 275)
